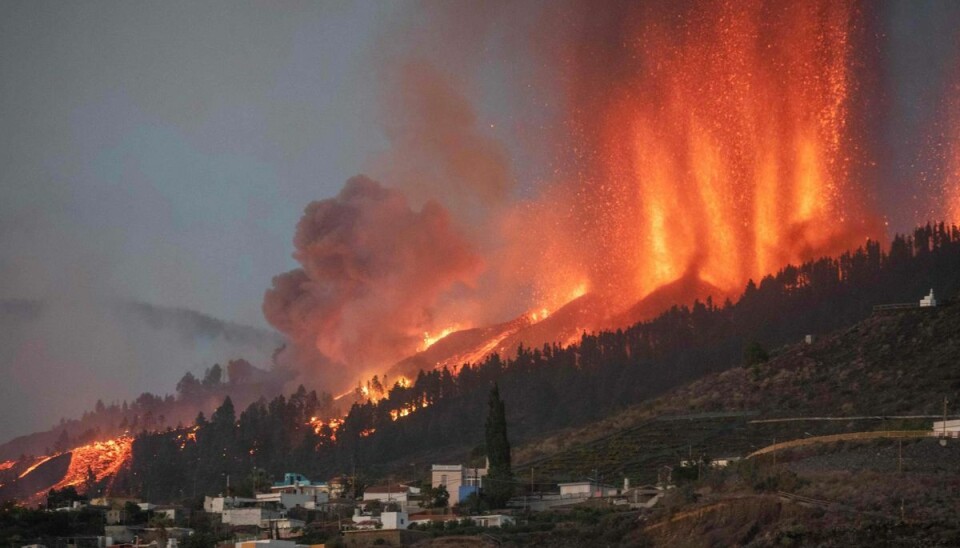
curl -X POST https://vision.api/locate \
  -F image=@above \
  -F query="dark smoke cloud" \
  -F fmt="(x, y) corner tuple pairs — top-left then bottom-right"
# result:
(263, 176), (482, 385)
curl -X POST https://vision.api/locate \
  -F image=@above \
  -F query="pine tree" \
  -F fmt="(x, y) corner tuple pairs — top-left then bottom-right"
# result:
(484, 383), (513, 508)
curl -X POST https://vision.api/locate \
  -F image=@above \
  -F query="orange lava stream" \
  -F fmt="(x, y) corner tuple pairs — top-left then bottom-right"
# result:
(419, 326), (462, 352)
(18, 455), (55, 480)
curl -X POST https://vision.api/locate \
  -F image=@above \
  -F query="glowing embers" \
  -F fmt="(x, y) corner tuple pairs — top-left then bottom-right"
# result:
(175, 426), (199, 450)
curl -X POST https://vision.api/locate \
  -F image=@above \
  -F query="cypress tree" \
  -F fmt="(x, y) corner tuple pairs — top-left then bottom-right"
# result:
(484, 383), (514, 507)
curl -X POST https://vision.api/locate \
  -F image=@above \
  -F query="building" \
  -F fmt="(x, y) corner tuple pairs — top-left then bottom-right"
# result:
(431, 464), (487, 506)
(221, 507), (282, 526)
(473, 514), (514, 528)
(262, 518), (307, 539)
(618, 485), (664, 509)
(380, 511), (409, 530)
(204, 496), (258, 513)
(932, 419), (960, 436)
(362, 483), (419, 505)
(921, 289), (937, 307)
(234, 540), (307, 548)
(271, 473), (330, 502)
(558, 481), (618, 499)
(255, 492), (312, 510)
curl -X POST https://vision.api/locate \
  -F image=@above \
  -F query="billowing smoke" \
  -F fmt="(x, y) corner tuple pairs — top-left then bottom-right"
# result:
(263, 176), (482, 386)
(378, 62), (515, 224)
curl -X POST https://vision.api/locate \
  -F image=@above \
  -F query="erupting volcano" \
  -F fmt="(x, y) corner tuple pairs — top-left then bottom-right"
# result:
(263, 0), (886, 393)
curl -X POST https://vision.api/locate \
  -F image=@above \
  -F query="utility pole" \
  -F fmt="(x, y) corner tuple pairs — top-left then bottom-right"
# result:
(898, 439), (903, 474)
(942, 397), (949, 447)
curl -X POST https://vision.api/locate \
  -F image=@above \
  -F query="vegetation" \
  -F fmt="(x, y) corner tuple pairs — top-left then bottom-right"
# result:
(484, 383), (514, 508)
(0, 501), (104, 546)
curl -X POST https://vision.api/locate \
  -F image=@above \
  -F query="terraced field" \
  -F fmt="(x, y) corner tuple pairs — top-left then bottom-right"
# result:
(514, 414), (921, 484)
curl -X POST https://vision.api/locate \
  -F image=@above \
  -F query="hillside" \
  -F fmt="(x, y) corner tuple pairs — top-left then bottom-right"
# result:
(513, 298), (960, 484)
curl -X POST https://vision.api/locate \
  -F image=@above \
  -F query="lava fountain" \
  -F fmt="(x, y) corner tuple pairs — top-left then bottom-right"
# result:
(561, 0), (878, 303)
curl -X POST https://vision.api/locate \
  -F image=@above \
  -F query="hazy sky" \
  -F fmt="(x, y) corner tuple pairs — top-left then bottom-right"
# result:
(3, 1), (960, 329)
(0, 1), (402, 327)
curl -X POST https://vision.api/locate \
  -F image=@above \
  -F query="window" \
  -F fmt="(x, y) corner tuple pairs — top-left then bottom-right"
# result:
(441, 474), (447, 486)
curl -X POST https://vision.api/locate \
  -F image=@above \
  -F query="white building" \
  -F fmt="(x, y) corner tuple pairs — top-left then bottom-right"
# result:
(921, 289), (937, 308)
(362, 483), (419, 505)
(431, 464), (487, 505)
(381, 511), (409, 530)
(255, 492), (312, 510)
(473, 514), (514, 528)
(932, 419), (960, 433)
(558, 481), (618, 499)
(204, 496), (258, 513)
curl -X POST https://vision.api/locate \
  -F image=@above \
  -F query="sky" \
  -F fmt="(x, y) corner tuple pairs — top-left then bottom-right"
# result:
(0, 1), (401, 327)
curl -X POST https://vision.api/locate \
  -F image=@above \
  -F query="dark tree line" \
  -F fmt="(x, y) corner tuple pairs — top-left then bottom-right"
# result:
(125, 223), (960, 502)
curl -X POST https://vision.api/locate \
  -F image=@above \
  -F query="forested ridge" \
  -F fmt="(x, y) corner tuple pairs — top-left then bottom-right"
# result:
(124, 223), (960, 501)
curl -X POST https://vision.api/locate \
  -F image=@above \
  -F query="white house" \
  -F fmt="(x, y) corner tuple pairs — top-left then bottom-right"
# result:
(255, 492), (312, 510)
(920, 289), (937, 308)
(381, 511), (409, 530)
(473, 514), (514, 528)
(362, 483), (419, 505)
(558, 481), (618, 499)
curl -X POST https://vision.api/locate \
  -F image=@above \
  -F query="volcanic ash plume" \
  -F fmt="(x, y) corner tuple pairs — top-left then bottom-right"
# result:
(262, 176), (481, 384)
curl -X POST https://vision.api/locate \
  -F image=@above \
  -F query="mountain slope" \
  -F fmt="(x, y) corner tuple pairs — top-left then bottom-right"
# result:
(0, 299), (282, 447)
(512, 299), (960, 481)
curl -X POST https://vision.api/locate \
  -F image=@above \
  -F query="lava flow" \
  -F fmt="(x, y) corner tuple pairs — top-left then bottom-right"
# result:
(51, 436), (133, 492)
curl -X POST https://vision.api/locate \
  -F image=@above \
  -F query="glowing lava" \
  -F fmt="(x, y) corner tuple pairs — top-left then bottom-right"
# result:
(567, 0), (877, 302)
(52, 435), (133, 492)
(420, 326), (462, 351)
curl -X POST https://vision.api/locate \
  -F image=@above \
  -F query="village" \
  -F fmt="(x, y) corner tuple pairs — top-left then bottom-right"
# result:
(29, 459), (686, 548)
